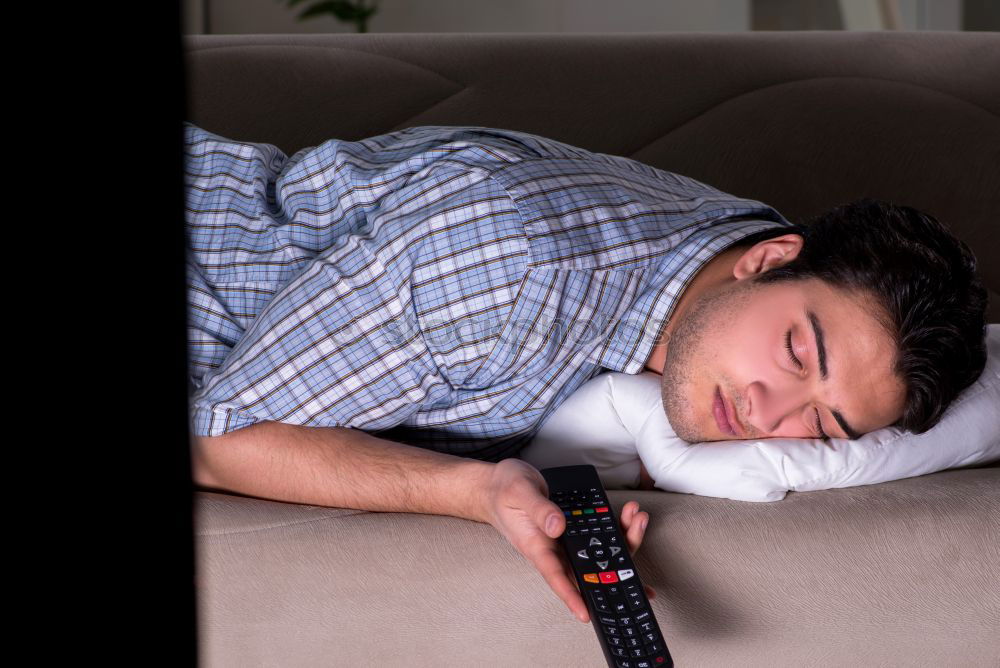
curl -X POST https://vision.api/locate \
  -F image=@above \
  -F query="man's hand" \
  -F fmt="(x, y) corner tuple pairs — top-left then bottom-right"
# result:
(478, 458), (654, 624)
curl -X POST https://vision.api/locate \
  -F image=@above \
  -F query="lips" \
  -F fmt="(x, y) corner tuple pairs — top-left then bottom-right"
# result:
(714, 386), (743, 437)
(713, 386), (735, 436)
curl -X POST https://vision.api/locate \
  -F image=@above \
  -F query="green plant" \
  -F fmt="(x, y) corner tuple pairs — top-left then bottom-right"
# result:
(279, 0), (379, 33)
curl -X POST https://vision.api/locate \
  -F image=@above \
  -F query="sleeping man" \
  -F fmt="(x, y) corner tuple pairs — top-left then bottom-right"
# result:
(186, 123), (988, 625)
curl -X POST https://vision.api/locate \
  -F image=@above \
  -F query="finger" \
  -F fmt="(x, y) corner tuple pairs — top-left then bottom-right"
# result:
(618, 501), (635, 534)
(539, 504), (565, 539)
(520, 475), (566, 539)
(620, 502), (648, 554)
(618, 503), (654, 600)
(528, 537), (590, 623)
(557, 552), (591, 622)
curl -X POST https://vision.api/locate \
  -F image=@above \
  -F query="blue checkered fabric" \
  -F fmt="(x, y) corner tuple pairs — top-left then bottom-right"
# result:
(185, 122), (794, 461)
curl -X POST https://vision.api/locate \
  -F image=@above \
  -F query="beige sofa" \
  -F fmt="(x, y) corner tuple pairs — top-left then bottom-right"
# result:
(184, 31), (1000, 667)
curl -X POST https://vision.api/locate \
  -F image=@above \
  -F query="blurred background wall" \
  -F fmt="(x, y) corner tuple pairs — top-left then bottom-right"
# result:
(182, 0), (999, 35)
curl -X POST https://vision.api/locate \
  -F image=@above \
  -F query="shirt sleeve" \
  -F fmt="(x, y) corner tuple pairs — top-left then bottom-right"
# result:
(187, 125), (532, 437)
(189, 240), (453, 436)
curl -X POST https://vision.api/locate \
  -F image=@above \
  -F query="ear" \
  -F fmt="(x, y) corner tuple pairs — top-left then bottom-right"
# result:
(731, 234), (804, 280)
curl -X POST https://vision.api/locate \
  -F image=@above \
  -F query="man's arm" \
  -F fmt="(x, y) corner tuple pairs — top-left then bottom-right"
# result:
(190, 419), (654, 624)
(192, 420), (492, 521)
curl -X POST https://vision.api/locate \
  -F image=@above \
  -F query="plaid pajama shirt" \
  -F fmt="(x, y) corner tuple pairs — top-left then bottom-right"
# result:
(184, 122), (793, 461)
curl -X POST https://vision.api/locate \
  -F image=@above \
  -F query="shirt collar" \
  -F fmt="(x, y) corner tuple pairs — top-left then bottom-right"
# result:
(589, 217), (796, 374)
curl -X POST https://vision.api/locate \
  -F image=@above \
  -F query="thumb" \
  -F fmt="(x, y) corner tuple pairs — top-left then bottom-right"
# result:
(538, 500), (565, 538)
(520, 463), (564, 538)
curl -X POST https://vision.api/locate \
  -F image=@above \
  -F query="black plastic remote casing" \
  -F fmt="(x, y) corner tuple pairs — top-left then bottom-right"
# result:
(540, 464), (674, 668)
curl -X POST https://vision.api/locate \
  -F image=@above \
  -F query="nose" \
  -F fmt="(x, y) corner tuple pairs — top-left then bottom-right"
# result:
(745, 381), (811, 438)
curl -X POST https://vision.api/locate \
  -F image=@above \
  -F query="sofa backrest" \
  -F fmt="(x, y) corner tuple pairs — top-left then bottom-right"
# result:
(183, 31), (1000, 322)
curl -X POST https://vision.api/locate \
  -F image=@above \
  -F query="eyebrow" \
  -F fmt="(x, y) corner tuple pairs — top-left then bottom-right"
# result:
(807, 309), (864, 441)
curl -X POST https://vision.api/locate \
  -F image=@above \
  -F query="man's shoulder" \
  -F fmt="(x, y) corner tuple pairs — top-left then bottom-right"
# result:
(393, 127), (795, 275)
(380, 125), (592, 175)
(483, 150), (792, 271)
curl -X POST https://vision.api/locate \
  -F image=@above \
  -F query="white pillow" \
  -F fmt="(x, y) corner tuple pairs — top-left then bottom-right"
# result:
(518, 325), (1000, 502)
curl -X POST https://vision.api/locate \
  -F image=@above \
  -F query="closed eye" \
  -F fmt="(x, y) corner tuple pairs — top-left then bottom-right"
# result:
(784, 329), (801, 369)
(785, 329), (830, 440)
(812, 409), (827, 439)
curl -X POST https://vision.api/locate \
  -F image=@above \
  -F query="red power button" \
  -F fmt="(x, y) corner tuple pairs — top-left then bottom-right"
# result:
(598, 571), (619, 583)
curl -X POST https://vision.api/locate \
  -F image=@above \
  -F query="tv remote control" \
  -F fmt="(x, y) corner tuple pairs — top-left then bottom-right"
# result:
(540, 464), (674, 668)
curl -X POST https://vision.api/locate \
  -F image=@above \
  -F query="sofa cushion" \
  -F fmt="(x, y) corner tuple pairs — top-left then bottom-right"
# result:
(195, 466), (999, 666)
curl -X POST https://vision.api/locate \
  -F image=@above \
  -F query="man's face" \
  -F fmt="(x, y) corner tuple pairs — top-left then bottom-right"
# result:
(659, 275), (906, 443)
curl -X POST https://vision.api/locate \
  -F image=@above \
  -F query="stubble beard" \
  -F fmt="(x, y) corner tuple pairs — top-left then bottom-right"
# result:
(659, 279), (760, 442)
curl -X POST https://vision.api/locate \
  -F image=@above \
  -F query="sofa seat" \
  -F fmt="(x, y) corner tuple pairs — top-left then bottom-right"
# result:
(195, 465), (999, 667)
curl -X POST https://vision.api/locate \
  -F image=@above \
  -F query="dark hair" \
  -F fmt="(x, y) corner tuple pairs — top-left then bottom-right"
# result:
(730, 198), (989, 435)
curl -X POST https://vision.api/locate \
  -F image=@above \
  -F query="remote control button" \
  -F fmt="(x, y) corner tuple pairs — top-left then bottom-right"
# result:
(606, 585), (622, 597)
(599, 614), (618, 626)
(599, 571), (619, 583)
(628, 596), (645, 611)
(597, 560), (610, 569)
(583, 573), (599, 583)
(650, 654), (671, 666)
(603, 625), (620, 636)
(635, 658), (654, 668)
(646, 641), (663, 653)
(597, 506), (609, 513)
(618, 569), (635, 581)
(610, 546), (621, 556)
(621, 625), (637, 638)
(589, 537), (603, 546)
(618, 614), (634, 626)
(630, 647), (646, 658)
(615, 659), (634, 668)
(625, 637), (642, 648)
(634, 611), (651, 623)
(611, 647), (628, 658)
(577, 549), (589, 559)
(608, 636), (624, 647)
(612, 600), (629, 614)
